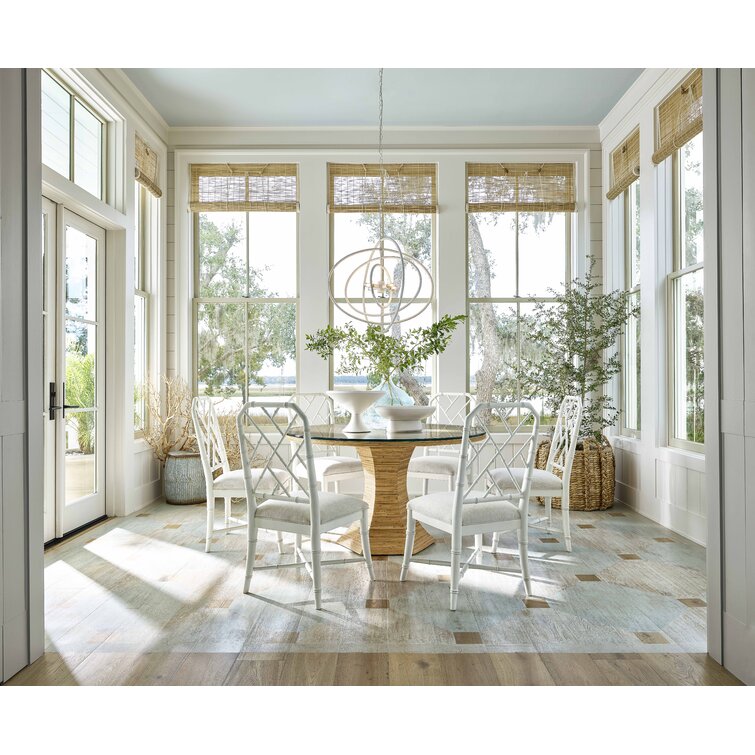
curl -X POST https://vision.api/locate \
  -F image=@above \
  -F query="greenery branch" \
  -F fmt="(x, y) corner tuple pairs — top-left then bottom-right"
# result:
(305, 314), (466, 390)
(519, 256), (640, 441)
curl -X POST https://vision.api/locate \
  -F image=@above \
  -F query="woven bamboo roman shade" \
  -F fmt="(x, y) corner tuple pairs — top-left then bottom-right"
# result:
(606, 128), (640, 200)
(135, 134), (162, 198)
(190, 164), (298, 212)
(466, 163), (576, 212)
(652, 69), (703, 165)
(328, 163), (437, 213)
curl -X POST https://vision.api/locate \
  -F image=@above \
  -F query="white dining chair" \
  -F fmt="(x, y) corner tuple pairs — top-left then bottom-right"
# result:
(400, 401), (540, 611)
(407, 392), (475, 495)
(192, 396), (285, 554)
(491, 395), (582, 553)
(287, 392), (363, 494)
(237, 399), (374, 610)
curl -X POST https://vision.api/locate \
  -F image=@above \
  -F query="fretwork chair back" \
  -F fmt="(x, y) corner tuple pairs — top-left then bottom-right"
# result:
(287, 392), (363, 494)
(491, 395), (582, 553)
(408, 392), (476, 495)
(237, 400), (374, 610)
(400, 401), (540, 610)
(192, 396), (284, 554)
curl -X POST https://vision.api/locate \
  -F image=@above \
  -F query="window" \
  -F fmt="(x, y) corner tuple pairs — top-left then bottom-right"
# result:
(621, 180), (641, 435)
(328, 163), (436, 402)
(41, 70), (104, 198)
(466, 163), (575, 423)
(192, 164), (298, 407)
(134, 183), (152, 435)
(670, 132), (704, 448)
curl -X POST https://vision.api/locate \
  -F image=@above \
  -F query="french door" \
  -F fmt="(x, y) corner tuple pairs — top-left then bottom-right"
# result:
(43, 199), (106, 541)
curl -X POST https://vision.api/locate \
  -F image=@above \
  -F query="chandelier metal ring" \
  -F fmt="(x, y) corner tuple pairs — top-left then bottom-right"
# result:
(329, 237), (434, 330)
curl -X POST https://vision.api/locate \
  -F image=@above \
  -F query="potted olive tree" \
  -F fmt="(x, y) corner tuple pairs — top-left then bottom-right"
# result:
(520, 257), (639, 510)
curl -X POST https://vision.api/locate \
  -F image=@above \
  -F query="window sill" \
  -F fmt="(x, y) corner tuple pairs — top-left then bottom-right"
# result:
(659, 445), (705, 473)
(611, 435), (642, 453)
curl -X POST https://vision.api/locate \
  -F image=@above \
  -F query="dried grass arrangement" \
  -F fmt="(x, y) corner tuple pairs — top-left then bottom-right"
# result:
(143, 376), (251, 471)
(144, 377), (196, 465)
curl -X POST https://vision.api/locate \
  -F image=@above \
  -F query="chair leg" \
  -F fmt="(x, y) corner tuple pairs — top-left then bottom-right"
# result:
(294, 533), (302, 561)
(334, 480), (341, 494)
(422, 478), (429, 496)
(205, 494), (214, 553)
(244, 523), (258, 594)
(448, 476), (454, 492)
(224, 496), (231, 528)
(562, 488), (572, 552)
(311, 533), (323, 610)
(359, 510), (375, 581)
(517, 522), (532, 597)
(545, 496), (553, 532)
(450, 532), (462, 611)
(491, 532), (499, 554)
(400, 510), (416, 581)
(276, 530), (285, 554)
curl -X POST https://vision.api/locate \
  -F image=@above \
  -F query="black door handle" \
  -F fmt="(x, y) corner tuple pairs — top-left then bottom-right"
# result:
(49, 382), (81, 420)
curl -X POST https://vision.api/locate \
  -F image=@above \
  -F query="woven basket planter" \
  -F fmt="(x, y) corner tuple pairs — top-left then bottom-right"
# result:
(534, 435), (615, 511)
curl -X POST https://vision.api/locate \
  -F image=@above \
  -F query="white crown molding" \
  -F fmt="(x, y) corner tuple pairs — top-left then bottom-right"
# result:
(599, 68), (694, 149)
(95, 68), (170, 143)
(168, 124), (600, 150)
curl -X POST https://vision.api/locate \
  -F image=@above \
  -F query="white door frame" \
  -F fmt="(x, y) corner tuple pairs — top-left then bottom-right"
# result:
(59, 208), (107, 537)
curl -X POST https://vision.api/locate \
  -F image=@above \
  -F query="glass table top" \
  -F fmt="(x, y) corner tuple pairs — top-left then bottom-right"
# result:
(285, 423), (486, 443)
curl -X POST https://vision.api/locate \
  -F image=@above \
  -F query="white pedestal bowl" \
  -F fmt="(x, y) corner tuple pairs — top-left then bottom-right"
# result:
(375, 405), (436, 433)
(326, 389), (385, 433)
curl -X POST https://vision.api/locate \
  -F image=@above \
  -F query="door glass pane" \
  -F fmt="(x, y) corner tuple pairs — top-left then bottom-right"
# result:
(65, 225), (97, 320)
(41, 72), (71, 179)
(64, 319), (97, 503)
(73, 100), (102, 198)
(65, 413), (96, 503)
(65, 321), (96, 408)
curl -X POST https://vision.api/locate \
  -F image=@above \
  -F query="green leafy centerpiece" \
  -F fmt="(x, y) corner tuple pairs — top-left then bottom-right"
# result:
(306, 314), (466, 416)
(307, 314), (465, 399)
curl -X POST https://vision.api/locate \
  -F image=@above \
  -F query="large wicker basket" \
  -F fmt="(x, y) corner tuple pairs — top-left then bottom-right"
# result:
(534, 435), (615, 511)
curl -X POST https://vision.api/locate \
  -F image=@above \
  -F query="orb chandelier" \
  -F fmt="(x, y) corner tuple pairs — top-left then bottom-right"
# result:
(328, 69), (434, 332)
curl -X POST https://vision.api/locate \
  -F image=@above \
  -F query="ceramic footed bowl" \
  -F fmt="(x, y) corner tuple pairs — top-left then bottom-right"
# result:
(375, 404), (436, 433)
(326, 389), (385, 433)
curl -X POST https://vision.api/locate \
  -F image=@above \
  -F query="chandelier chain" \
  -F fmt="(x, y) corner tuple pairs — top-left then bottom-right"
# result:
(378, 68), (384, 238)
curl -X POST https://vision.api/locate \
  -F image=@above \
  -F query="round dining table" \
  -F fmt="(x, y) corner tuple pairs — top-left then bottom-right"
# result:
(285, 423), (487, 556)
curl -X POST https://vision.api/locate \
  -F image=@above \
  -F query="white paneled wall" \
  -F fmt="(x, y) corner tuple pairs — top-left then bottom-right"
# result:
(0, 68), (44, 681)
(707, 67), (755, 684)
(601, 69), (707, 546)
(166, 150), (177, 379)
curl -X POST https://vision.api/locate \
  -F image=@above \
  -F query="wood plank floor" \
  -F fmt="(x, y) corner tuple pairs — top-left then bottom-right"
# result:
(8, 650), (739, 685)
(7, 498), (741, 685)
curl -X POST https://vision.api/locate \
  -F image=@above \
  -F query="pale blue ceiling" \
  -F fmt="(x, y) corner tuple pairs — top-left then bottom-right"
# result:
(123, 68), (642, 128)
